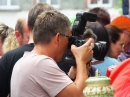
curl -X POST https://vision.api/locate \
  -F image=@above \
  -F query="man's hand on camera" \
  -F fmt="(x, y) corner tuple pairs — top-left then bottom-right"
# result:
(70, 38), (94, 65)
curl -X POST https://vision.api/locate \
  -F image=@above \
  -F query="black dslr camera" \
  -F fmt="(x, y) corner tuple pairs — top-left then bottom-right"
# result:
(64, 12), (109, 66)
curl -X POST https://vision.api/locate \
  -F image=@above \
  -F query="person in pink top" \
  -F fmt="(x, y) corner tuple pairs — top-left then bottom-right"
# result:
(11, 10), (94, 97)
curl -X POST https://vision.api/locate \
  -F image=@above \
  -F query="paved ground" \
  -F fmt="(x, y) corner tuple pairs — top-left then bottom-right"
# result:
(0, 8), (121, 29)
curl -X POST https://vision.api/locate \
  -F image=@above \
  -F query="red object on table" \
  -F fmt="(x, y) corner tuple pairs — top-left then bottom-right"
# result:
(106, 65), (116, 77)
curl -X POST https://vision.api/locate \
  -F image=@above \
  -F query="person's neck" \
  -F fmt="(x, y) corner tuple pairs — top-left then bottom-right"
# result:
(32, 44), (57, 61)
(32, 45), (53, 57)
(106, 52), (111, 58)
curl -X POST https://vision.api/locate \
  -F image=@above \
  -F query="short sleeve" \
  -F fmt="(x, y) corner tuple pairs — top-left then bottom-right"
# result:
(35, 58), (73, 97)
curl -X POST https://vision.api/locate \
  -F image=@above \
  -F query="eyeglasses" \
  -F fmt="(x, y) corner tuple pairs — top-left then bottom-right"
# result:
(60, 33), (71, 39)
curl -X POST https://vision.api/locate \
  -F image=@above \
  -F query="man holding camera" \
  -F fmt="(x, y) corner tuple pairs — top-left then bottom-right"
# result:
(0, 3), (56, 97)
(11, 10), (94, 97)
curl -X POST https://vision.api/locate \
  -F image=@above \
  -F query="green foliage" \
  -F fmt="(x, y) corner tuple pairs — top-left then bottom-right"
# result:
(115, 0), (122, 8)
(119, 0), (122, 7)
(68, 16), (75, 27)
(114, 0), (123, 15)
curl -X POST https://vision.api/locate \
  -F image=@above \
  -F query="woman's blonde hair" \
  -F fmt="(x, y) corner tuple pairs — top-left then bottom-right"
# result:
(2, 33), (19, 54)
(0, 22), (14, 43)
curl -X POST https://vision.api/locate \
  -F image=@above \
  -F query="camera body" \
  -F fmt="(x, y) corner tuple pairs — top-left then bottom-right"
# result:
(64, 12), (109, 66)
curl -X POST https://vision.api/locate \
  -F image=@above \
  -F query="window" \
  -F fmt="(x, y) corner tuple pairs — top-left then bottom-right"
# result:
(0, 0), (20, 10)
(37, 0), (60, 9)
(87, 0), (112, 8)
(103, 0), (109, 3)
(91, 0), (98, 4)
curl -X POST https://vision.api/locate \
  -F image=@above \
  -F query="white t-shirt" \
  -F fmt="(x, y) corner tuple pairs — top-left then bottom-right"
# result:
(11, 52), (72, 97)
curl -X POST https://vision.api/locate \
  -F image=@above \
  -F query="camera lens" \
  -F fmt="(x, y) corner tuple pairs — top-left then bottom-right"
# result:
(93, 41), (108, 60)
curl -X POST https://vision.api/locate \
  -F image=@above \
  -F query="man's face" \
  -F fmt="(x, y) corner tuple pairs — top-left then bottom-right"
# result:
(17, 21), (30, 46)
(20, 24), (30, 46)
(56, 29), (72, 62)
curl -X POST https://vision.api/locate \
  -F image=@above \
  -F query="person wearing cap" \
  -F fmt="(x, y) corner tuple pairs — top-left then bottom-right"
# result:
(110, 16), (130, 62)
(107, 16), (130, 97)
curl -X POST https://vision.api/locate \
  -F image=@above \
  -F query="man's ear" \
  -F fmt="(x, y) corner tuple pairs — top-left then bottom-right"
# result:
(15, 31), (22, 43)
(55, 33), (60, 45)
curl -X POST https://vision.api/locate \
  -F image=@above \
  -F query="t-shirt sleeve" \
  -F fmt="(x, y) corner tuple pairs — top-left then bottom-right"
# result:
(35, 58), (73, 97)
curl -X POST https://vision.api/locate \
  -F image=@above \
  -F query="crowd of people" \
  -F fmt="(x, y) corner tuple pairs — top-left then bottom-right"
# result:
(0, 1), (130, 97)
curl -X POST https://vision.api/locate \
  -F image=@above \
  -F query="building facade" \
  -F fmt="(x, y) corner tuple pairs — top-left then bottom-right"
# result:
(0, 0), (121, 11)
